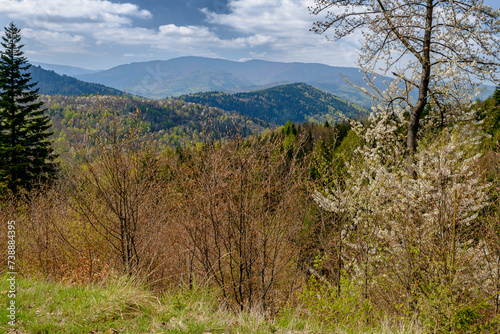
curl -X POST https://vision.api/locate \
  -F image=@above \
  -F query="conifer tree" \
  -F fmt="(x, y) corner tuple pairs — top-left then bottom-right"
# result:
(493, 85), (500, 106)
(0, 22), (56, 193)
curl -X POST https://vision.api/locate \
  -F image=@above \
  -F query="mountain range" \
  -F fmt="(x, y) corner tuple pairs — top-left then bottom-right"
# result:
(31, 62), (101, 76)
(72, 57), (378, 106)
(32, 56), (496, 109)
(27, 62), (370, 125)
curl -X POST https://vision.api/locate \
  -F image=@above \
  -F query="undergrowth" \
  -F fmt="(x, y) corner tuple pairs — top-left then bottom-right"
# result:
(0, 273), (424, 333)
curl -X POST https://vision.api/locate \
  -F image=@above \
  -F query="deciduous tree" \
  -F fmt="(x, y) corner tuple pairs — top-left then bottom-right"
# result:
(311, 0), (500, 168)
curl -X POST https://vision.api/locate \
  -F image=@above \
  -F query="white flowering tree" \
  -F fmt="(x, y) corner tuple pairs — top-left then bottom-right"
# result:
(309, 0), (500, 327)
(311, 0), (500, 163)
(312, 103), (491, 327)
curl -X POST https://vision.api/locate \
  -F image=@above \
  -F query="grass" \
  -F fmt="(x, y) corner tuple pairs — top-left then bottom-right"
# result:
(0, 274), (423, 334)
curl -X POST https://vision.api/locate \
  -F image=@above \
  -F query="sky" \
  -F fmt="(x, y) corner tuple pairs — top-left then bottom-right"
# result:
(0, 0), (499, 70)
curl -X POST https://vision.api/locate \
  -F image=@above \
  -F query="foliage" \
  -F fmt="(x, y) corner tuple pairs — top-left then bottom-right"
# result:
(5, 63), (500, 333)
(299, 260), (370, 329)
(312, 95), (500, 331)
(1, 273), (423, 333)
(67, 112), (172, 275)
(3, 97), (500, 331)
(0, 22), (57, 194)
(477, 85), (500, 150)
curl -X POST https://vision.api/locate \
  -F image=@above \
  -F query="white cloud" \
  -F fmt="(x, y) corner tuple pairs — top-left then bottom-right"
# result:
(0, 0), (151, 24)
(1, 0), (276, 58)
(22, 28), (88, 53)
(93, 23), (276, 52)
(122, 53), (154, 58)
(201, 0), (363, 66)
(94, 25), (216, 49)
(0, 0), (153, 55)
(158, 24), (213, 37)
(23, 28), (83, 42)
(203, 0), (314, 36)
(0, 0), (363, 67)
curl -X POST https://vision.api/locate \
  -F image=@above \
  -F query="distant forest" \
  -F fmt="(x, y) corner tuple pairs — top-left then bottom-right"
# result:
(29, 65), (126, 97)
(179, 83), (367, 125)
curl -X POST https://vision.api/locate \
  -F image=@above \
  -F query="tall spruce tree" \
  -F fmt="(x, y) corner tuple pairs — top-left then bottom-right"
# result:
(0, 22), (56, 193)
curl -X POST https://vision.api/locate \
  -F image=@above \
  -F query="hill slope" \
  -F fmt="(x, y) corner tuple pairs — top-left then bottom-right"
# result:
(75, 57), (385, 106)
(29, 66), (126, 97)
(178, 83), (367, 125)
(41, 95), (268, 152)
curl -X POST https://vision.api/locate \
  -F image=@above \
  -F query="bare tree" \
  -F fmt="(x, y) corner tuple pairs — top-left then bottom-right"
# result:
(176, 135), (308, 312)
(68, 111), (171, 277)
(311, 0), (500, 169)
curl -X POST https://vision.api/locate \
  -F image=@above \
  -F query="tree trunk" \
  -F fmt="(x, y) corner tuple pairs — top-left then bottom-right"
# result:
(406, 0), (433, 176)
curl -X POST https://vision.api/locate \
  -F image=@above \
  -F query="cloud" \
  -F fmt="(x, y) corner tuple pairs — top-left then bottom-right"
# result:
(122, 53), (154, 58)
(0, 0), (154, 55)
(201, 0), (363, 66)
(22, 28), (88, 53)
(23, 28), (84, 43)
(93, 23), (276, 52)
(202, 0), (313, 36)
(0, 0), (151, 25)
(0, 0), (363, 67)
(94, 25), (215, 49)
(2, 0), (275, 58)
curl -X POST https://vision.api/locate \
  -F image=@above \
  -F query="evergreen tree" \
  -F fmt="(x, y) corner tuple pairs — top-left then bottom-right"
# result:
(493, 85), (500, 106)
(0, 22), (56, 193)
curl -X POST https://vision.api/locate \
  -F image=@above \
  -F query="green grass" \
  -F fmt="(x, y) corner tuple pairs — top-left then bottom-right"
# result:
(0, 274), (422, 334)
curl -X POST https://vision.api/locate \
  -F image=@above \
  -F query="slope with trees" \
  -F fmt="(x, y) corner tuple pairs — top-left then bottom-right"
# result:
(306, 1), (500, 331)
(40, 95), (268, 153)
(178, 83), (367, 126)
(3, 0), (500, 331)
(29, 65), (126, 97)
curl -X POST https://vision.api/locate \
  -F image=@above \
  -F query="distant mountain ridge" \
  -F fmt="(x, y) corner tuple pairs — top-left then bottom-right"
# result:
(178, 83), (367, 125)
(75, 57), (381, 106)
(28, 65), (126, 97)
(31, 62), (101, 76)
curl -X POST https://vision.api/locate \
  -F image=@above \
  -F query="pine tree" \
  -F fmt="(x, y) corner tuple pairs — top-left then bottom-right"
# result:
(493, 85), (500, 106)
(0, 22), (56, 193)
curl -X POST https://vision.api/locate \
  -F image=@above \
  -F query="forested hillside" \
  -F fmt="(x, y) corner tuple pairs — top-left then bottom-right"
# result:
(40, 95), (267, 153)
(29, 66), (126, 97)
(178, 83), (367, 125)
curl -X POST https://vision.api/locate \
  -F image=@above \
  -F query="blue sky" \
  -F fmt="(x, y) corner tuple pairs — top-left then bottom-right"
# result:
(0, 0), (499, 70)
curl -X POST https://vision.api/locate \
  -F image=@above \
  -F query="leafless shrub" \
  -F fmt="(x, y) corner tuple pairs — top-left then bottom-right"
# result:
(66, 111), (174, 279)
(173, 135), (309, 313)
